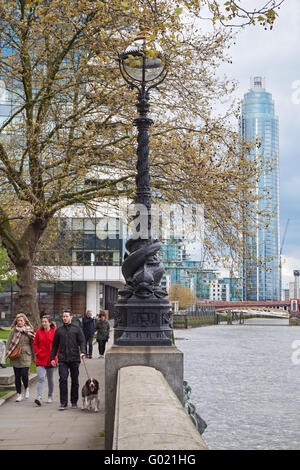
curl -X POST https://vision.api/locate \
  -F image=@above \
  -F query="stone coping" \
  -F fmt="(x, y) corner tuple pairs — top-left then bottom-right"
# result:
(113, 365), (208, 450)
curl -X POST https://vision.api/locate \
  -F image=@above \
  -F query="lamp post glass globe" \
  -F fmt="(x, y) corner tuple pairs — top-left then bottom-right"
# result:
(122, 39), (166, 83)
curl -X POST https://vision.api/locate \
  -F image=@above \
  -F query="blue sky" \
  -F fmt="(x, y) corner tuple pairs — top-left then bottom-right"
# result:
(214, 0), (300, 290)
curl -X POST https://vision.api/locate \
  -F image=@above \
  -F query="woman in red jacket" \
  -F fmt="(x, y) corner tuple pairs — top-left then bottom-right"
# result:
(33, 315), (57, 406)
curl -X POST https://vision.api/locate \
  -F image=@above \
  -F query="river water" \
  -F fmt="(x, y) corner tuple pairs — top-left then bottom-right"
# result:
(174, 318), (300, 450)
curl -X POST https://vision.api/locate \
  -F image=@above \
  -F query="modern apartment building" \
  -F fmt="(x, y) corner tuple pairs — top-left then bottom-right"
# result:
(241, 77), (280, 301)
(161, 239), (242, 302)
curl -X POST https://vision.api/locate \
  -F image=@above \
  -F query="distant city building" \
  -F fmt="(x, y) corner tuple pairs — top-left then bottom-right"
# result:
(209, 279), (229, 302)
(289, 283), (300, 301)
(161, 239), (242, 302)
(292, 270), (300, 298)
(161, 239), (200, 295)
(221, 277), (243, 302)
(241, 77), (280, 301)
(209, 277), (242, 302)
(282, 288), (290, 301)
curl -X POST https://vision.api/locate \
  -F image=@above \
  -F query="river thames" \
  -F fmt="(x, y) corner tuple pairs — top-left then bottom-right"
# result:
(175, 318), (300, 450)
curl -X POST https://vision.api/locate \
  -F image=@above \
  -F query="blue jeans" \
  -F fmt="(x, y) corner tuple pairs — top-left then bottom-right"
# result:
(36, 366), (55, 398)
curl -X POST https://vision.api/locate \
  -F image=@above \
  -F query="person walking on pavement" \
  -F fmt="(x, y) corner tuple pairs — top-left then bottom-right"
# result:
(6, 313), (35, 402)
(33, 315), (57, 406)
(81, 309), (95, 359)
(50, 310), (86, 410)
(95, 312), (110, 358)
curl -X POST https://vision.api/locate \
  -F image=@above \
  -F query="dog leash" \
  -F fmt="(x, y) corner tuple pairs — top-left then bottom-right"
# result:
(82, 356), (90, 380)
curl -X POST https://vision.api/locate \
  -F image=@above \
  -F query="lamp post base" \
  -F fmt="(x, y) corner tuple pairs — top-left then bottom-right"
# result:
(114, 297), (173, 346)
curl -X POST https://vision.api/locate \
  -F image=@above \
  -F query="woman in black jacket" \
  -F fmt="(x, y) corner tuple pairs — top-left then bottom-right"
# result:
(95, 313), (110, 358)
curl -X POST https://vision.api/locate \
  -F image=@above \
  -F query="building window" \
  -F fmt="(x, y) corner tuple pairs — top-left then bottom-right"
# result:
(0, 281), (87, 320)
(38, 281), (86, 317)
(38, 282), (55, 317)
(35, 217), (123, 267)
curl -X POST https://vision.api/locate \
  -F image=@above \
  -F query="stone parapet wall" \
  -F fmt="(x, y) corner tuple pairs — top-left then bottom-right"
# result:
(113, 365), (208, 450)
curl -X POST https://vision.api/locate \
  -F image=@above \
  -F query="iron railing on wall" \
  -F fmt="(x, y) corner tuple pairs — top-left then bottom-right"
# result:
(172, 305), (217, 328)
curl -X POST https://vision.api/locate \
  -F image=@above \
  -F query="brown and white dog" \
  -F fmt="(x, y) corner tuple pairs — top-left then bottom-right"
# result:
(81, 378), (100, 412)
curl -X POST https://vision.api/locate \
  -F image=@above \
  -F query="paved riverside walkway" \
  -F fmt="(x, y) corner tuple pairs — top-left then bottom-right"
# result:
(0, 344), (108, 450)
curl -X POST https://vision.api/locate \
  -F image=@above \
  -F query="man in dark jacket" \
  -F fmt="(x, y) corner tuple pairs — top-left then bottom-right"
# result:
(81, 309), (95, 359)
(50, 310), (86, 410)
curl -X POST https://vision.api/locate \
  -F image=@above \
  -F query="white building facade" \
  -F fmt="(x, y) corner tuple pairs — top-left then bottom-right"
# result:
(209, 279), (230, 302)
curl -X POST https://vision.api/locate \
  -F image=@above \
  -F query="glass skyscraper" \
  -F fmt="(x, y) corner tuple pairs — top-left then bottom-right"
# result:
(241, 77), (280, 301)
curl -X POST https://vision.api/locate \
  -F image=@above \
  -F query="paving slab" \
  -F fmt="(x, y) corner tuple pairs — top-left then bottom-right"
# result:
(0, 342), (108, 450)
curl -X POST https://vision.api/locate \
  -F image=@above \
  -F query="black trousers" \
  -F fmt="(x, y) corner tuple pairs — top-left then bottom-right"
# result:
(85, 336), (93, 357)
(58, 362), (80, 406)
(13, 367), (29, 394)
(97, 339), (107, 356)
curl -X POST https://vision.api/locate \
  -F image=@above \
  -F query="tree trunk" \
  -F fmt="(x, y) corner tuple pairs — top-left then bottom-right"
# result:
(15, 260), (40, 330)
(0, 215), (48, 329)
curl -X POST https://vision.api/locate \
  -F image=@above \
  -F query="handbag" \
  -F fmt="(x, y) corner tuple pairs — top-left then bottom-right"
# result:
(8, 346), (22, 360)
(8, 334), (25, 361)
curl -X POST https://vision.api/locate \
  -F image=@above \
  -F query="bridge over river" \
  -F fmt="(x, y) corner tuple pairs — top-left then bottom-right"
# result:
(182, 300), (294, 327)
(216, 307), (289, 319)
(201, 300), (290, 311)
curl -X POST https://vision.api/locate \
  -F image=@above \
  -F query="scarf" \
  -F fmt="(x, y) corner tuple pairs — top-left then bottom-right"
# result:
(6, 325), (35, 358)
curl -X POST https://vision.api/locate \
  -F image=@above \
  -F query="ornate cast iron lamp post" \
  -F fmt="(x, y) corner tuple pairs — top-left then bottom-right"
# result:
(114, 29), (173, 346)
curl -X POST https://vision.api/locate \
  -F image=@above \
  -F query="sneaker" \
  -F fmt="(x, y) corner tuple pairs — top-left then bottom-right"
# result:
(59, 404), (67, 410)
(24, 388), (29, 399)
(35, 398), (42, 406)
(16, 394), (23, 402)
(47, 397), (53, 403)
(71, 403), (78, 409)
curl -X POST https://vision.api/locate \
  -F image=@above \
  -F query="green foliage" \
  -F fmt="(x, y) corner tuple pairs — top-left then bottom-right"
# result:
(0, 389), (14, 398)
(0, 249), (16, 292)
(210, 0), (283, 29)
(0, 328), (11, 340)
